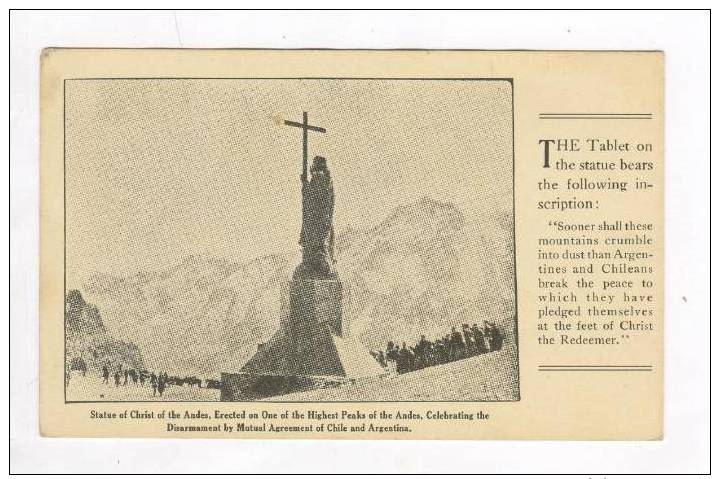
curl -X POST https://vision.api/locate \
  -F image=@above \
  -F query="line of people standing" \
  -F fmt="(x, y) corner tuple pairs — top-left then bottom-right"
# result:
(372, 320), (504, 374)
(101, 364), (169, 397)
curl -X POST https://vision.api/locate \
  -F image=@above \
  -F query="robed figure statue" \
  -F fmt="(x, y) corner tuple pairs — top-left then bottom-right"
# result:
(295, 155), (336, 279)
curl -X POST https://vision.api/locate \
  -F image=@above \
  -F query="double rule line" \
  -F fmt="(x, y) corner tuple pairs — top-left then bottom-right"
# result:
(539, 112), (653, 120)
(538, 365), (653, 372)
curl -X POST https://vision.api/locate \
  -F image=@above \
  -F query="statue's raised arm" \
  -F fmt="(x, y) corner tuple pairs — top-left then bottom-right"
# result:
(283, 112), (325, 186)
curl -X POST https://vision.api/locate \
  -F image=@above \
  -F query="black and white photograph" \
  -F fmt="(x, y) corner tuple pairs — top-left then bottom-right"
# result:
(63, 78), (518, 402)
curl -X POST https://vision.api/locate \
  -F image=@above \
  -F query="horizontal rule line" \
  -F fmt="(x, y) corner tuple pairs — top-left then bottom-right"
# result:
(539, 365), (653, 368)
(538, 117), (652, 120)
(539, 369), (653, 372)
(539, 113), (652, 116)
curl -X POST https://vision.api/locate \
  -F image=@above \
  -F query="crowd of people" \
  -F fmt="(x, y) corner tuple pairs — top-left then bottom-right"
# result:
(371, 320), (504, 374)
(96, 364), (216, 396)
(65, 321), (506, 392)
(100, 365), (174, 396)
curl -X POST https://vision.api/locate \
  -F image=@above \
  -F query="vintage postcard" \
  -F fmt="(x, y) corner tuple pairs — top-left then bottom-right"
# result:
(39, 49), (663, 439)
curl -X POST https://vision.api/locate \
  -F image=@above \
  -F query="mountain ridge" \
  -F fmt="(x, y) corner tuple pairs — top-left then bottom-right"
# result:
(79, 197), (515, 377)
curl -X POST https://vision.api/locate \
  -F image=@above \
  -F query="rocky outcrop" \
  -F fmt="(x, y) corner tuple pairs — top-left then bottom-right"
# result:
(65, 290), (144, 373)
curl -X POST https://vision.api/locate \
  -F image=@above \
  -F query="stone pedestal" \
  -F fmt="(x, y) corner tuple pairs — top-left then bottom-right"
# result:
(290, 279), (342, 334)
(220, 373), (318, 401)
(223, 278), (384, 400)
(284, 279), (345, 377)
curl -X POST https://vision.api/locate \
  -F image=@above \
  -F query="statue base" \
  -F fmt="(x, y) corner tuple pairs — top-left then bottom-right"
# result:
(223, 278), (384, 401)
(220, 372), (349, 401)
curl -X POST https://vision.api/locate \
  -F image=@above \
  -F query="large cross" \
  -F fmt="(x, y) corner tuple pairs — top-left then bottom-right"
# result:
(284, 112), (326, 180)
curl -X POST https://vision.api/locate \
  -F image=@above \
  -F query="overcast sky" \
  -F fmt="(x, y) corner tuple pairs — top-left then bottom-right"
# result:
(65, 79), (513, 287)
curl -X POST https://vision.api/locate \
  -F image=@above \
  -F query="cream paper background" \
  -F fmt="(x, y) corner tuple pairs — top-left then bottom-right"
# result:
(40, 49), (663, 439)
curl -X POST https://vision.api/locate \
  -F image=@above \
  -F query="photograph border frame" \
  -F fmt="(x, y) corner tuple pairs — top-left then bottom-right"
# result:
(62, 76), (519, 404)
